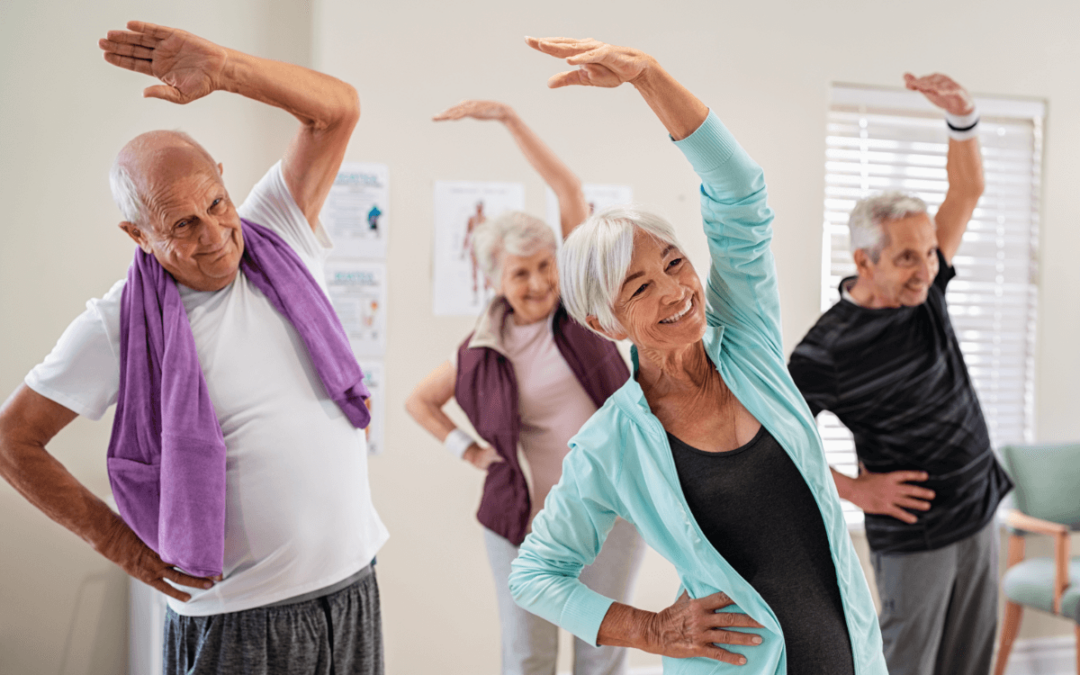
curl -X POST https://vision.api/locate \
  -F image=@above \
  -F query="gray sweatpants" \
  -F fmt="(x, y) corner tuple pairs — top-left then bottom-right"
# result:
(484, 518), (646, 675)
(871, 520), (999, 675)
(163, 566), (382, 675)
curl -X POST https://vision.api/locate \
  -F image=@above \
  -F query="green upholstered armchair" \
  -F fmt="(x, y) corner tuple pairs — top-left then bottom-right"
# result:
(993, 442), (1080, 675)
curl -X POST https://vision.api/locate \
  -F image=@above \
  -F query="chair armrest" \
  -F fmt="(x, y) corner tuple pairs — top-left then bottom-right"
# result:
(1006, 510), (1069, 535)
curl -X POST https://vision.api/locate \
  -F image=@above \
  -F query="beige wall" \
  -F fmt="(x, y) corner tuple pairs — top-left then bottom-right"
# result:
(1, 0), (1077, 673)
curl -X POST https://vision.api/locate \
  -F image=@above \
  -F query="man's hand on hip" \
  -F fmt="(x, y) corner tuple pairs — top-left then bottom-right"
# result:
(97, 513), (218, 602)
(99, 21), (228, 104)
(846, 463), (935, 524)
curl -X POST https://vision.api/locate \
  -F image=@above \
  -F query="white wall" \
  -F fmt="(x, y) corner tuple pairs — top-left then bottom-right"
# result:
(1, 1), (1077, 674)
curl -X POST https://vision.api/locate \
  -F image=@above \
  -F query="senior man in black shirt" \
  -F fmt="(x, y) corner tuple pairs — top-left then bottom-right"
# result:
(789, 72), (1012, 675)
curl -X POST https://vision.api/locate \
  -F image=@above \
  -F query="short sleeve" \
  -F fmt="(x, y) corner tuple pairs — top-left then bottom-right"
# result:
(24, 279), (126, 420)
(237, 162), (334, 267)
(933, 248), (956, 293)
(788, 332), (839, 418)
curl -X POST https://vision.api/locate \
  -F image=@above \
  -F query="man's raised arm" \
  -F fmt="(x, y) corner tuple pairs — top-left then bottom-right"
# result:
(904, 73), (985, 265)
(99, 21), (359, 231)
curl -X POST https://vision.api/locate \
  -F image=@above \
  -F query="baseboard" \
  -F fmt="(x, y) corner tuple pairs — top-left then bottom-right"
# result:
(1002, 636), (1076, 675)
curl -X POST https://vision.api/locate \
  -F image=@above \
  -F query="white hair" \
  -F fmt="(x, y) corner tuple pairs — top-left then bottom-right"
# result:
(848, 191), (930, 262)
(108, 130), (218, 228)
(558, 205), (680, 338)
(471, 211), (557, 286)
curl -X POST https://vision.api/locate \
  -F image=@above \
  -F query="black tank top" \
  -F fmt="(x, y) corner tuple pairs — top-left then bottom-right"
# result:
(669, 426), (855, 675)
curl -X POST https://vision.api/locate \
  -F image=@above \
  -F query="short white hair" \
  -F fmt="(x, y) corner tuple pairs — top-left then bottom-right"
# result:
(109, 130), (218, 228)
(471, 211), (557, 286)
(848, 191), (930, 262)
(558, 205), (680, 338)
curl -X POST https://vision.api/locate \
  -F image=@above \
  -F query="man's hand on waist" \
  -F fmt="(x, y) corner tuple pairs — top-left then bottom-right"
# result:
(835, 463), (936, 525)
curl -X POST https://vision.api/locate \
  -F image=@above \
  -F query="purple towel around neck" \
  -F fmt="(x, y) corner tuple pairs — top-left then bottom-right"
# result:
(106, 219), (370, 578)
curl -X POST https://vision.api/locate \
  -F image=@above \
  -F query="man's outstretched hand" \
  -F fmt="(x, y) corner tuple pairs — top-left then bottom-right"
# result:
(525, 37), (655, 89)
(99, 21), (228, 104)
(904, 73), (974, 116)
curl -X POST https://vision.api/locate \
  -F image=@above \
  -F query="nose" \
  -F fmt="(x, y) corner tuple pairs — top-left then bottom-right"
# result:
(656, 272), (684, 305)
(200, 217), (231, 248)
(528, 272), (547, 294)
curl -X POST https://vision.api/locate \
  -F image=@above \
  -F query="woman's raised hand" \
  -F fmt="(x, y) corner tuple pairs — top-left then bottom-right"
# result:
(525, 37), (654, 89)
(433, 100), (513, 123)
(645, 591), (765, 665)
(904, 72), (975, 116)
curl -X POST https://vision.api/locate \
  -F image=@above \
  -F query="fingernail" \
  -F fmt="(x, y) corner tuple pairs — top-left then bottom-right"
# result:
(739, 657), (747, 665)
(204, 582), (213, 589)
(752, 636), (762, 644)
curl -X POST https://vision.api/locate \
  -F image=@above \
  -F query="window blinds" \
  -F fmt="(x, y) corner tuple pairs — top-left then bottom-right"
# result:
(820, 85), (1044, 527)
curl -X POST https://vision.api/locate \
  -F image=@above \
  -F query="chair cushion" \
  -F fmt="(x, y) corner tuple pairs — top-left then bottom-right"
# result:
(1002, 557), (1080, 617)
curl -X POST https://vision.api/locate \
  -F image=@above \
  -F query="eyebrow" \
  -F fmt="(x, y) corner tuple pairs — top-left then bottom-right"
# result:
(620, 245), (677, 292)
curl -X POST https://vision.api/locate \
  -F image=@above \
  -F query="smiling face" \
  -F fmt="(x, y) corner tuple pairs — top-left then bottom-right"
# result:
(595, 228), (706, 353)
(499, 247), (559, 325)
(855, 213), (940, 308)
(117, 133), (244, 292)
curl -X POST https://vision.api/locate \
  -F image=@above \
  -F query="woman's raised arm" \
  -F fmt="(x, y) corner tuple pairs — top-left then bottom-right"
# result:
(525, 37), (708, 141)
(434, 100), (589, 239)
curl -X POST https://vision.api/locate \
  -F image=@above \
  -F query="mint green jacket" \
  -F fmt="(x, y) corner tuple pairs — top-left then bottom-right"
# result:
(508, 112), (887, 674)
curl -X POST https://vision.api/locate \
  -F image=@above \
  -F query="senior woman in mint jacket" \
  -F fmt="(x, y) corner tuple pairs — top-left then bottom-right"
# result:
(509, 37), (886, 674)
(406, 99), (645, 675)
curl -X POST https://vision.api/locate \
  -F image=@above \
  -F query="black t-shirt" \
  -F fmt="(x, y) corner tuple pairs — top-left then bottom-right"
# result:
(670, 427), (854, 675)
(788, 250), (1012, 553)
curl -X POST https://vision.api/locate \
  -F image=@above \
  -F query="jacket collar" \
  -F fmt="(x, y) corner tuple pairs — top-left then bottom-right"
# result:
(466, 296), (556, 357)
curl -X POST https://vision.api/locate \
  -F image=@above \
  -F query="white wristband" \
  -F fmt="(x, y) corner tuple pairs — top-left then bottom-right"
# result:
(444, 429), (476, 460)
(945, 106), (980, 141)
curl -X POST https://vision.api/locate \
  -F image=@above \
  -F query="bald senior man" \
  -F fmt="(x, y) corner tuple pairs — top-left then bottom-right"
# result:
(0, 22), (387, 675)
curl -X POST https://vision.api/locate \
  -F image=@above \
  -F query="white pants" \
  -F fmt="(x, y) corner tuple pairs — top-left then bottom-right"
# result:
(483, 519), (646, 675)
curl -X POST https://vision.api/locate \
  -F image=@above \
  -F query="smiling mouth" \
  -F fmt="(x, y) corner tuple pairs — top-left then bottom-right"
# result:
(659, 297), (694, 324)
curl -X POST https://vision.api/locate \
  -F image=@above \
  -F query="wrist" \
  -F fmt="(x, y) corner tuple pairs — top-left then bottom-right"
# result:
(216, 47), (247, 95)
(444, 429), (476, 460)
(628, 56), (663, 92)
(945, 105), (980, 141)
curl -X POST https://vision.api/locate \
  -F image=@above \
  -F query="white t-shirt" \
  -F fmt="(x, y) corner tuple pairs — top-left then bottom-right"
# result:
(25, 162), (388, 616)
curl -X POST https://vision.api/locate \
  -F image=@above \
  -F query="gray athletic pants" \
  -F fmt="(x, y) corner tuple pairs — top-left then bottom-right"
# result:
(484, 518), (646, 675)
(871, 520), (999, 675)
(163, 565), (382, 675)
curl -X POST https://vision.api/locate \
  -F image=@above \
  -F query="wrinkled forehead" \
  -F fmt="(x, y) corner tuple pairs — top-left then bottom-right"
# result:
(881, 212), (937, 248)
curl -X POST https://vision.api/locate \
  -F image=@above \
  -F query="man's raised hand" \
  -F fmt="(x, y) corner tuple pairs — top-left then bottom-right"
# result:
(433, 100), (512, 123)
(525, 37), (654, 89)
(99, 21), (228, 104)
(904, 73), (974, 116)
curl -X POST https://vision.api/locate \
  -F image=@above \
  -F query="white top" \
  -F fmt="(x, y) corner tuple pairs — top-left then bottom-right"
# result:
(26, 163), (389, 616)
(501, 316), (598, 525)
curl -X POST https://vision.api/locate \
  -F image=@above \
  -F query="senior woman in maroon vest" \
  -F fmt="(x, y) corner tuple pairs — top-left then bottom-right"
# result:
(406, 100), (645, 675)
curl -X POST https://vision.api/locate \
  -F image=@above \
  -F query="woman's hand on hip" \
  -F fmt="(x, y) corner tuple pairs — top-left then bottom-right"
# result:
(463, 443), (503, 470)
(525, 37), (655, 89)
(646, 591), (764, 665)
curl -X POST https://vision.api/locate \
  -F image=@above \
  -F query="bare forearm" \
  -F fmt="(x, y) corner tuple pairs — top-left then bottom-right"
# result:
(596, 602), (656, 651)
(0, 438), (124, 554)
(631, 63), (709, 142)
(219, 49), (358, 131)
(404, 396), (458, 443)
(936, 137), (984, 261)
(501, 111), (588, 233)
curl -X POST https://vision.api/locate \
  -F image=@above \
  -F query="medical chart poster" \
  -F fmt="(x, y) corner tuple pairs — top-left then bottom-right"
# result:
(321, 162), (389, 260)
(325, 261), (387, 358)
(432, 181), (525, 316)
(545, 184), (634, 241)
(356, 359), (384, 455)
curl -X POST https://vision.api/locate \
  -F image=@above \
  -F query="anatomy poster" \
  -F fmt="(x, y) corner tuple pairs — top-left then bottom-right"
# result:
(325, 261), (387, 358)
(545, 184), (634, 241)
(357, 359), (384, 455)
(321, 162), (389, 260)
(432, 181), (525, 316)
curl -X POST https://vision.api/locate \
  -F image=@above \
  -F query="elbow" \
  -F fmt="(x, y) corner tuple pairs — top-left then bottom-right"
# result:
(403, 391), (422, 422)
